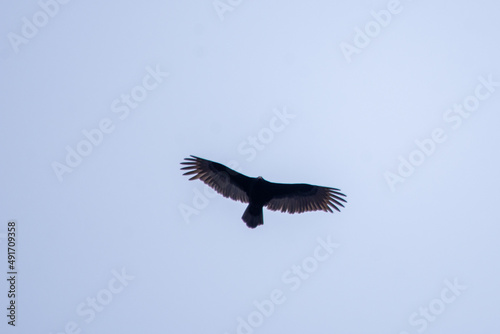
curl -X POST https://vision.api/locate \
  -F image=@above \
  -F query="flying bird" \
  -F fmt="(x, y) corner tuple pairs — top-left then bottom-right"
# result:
(180, 156), (346, 228)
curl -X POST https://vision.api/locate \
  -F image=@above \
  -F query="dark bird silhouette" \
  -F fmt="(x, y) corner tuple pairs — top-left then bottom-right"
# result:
(180, 156), (347, 228)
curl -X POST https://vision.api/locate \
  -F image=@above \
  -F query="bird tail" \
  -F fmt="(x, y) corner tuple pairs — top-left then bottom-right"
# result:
(242, 204), (264, 228)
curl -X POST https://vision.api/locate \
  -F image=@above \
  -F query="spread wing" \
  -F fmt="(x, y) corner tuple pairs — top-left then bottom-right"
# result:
(264, 182), (346, 214)
(180, 155), (251, 203)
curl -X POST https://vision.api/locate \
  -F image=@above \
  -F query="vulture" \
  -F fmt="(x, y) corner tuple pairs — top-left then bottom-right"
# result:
(180, 156), (346, 228)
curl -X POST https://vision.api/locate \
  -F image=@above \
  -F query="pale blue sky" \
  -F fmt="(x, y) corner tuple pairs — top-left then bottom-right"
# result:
(1, 1), (500, 333)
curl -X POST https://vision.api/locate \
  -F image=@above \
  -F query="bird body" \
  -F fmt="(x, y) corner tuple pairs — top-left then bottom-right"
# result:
(242, 176), (272, 228)
(181, 156), (346, 228)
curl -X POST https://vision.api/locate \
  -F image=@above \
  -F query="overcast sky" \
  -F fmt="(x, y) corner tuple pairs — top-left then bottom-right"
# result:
(1, 1), (500, 333)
